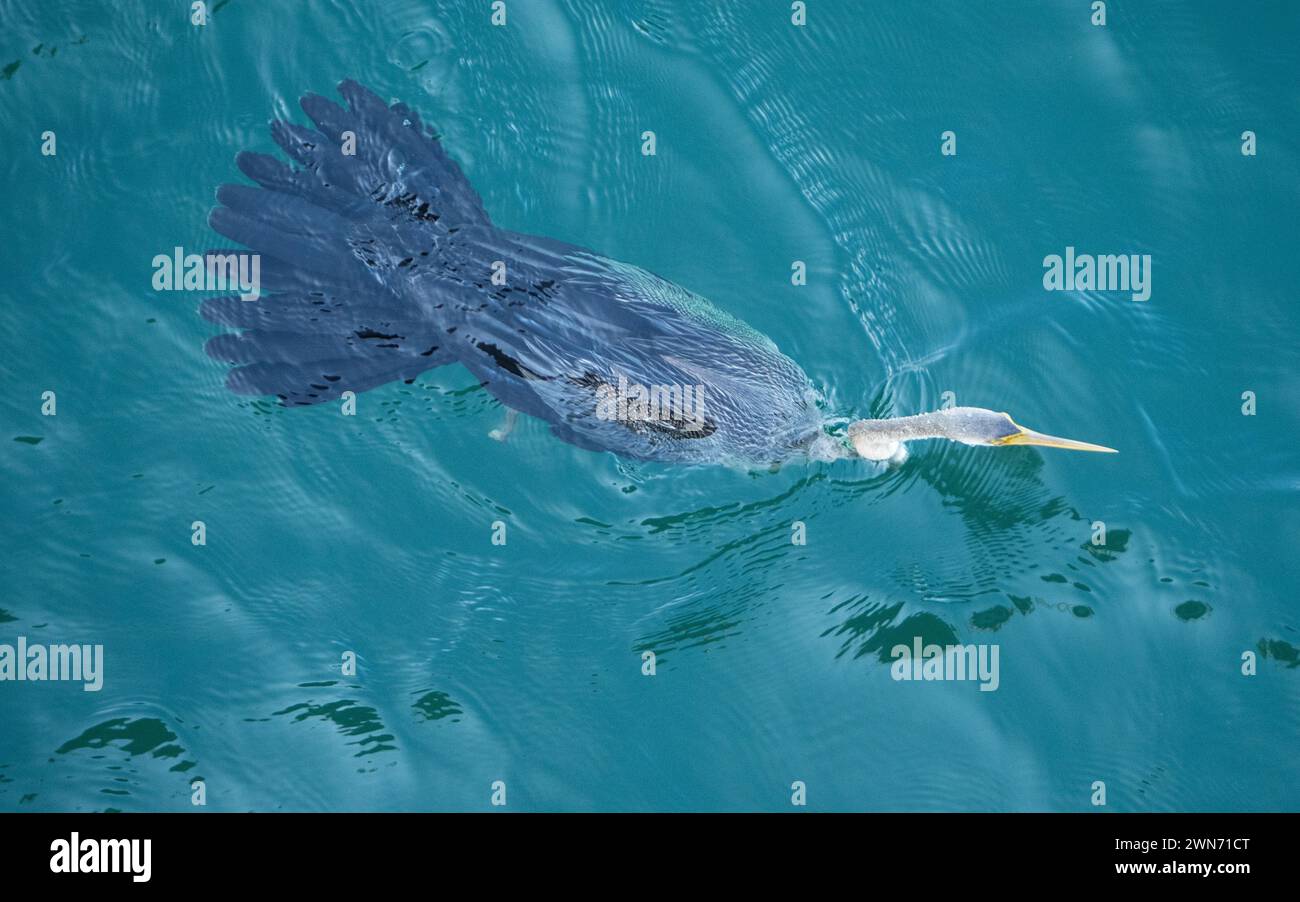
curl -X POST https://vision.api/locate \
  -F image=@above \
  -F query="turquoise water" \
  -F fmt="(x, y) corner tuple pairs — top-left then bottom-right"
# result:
(2, 0), (1298, 811)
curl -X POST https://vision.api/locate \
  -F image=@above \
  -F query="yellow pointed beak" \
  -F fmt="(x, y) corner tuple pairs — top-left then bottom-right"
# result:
(994, 421), (1118, 454)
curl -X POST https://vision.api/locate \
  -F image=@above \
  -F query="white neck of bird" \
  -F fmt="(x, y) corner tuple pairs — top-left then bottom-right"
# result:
(848, 408), (990, 461)
(854, 411), (961, 442)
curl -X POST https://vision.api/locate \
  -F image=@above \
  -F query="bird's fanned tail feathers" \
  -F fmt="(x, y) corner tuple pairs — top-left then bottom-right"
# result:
(201, 80), (488, 405)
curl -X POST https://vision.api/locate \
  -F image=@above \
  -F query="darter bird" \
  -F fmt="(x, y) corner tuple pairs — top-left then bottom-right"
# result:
(201, 82), (1116, 466)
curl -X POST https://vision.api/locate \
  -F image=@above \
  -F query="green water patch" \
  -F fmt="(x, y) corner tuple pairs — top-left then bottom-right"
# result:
(823, 603), (960, 665)
(1174, 600), (1211, 621)
(1082, 528), (1131, 563)
(57, 716), (186, 762)
(971, 605), (1013, 632)
(54, 717), (199, 806)
(412, 690), (464, 723)
(272, 698), (396, 757)
(1258, 638), (1298, 668)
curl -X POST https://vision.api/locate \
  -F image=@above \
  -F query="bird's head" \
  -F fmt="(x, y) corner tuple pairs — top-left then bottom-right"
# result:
(847, 406), (1117, 461)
